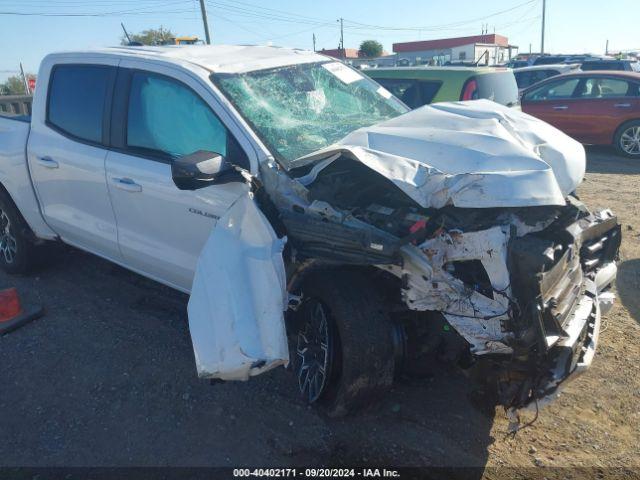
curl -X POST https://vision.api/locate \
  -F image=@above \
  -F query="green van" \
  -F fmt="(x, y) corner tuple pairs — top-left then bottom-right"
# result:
(365, 66), (520, 109)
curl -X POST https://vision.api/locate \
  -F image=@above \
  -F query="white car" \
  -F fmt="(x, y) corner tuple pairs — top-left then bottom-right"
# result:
(0, 45), (620, 420)
(514, 63), (582, 94)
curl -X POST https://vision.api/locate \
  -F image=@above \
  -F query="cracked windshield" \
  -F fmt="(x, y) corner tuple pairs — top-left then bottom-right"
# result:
(213, 61), (408, 167)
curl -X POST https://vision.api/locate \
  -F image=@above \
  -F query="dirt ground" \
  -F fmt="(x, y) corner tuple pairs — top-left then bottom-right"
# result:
(0, 147), (638, 476)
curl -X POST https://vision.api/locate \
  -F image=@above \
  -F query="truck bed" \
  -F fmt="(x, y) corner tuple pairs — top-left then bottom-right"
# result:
(0, 115), (55, 240)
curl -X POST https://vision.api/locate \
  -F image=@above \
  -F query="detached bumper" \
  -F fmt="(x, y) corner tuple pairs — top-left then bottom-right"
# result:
(504, 209), (620, 412)
(526, 265), (615, 410)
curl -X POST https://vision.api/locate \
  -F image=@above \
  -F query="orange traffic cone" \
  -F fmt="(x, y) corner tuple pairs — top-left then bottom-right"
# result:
(0, 288), (43, 335)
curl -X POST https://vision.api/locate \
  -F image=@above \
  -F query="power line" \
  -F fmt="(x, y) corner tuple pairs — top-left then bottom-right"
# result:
(341, 0), (538, 31)
(0, 0), (194, 16)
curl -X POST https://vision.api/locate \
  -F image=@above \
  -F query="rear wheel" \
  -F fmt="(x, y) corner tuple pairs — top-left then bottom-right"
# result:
(291, 270), (396, 417)
(614, 120), (640, 158)
(0, 192), (39, 274)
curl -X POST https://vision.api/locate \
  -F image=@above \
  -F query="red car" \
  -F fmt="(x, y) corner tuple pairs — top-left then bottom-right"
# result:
(521, 71), (640, 157)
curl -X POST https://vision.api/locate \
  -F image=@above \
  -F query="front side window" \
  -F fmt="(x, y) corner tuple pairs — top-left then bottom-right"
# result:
(47, 64), (113, 143)
(127, 72), (228, 159)
(514, 71), (531, 88)
(537, 70), (558, 82)
(524, 78), (580, 101)
(213, 61), (408, 168)
(578, 77), (631, 98)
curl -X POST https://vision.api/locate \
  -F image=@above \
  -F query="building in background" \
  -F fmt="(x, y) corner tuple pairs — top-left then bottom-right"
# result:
(393, 34), (518, 66)
(317, 48), (361, 60)
(318, 47), (396, 69)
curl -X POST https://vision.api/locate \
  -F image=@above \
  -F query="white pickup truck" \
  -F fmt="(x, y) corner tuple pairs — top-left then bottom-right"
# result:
(0, 45), (620, 419)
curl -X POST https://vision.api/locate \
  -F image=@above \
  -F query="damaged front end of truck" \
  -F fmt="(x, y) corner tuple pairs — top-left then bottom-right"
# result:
(189, 61), (620, 419)
(257, 149), (621, 416)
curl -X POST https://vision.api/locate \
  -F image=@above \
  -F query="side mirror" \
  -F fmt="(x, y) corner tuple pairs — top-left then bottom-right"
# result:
(171, 150), (241, 190)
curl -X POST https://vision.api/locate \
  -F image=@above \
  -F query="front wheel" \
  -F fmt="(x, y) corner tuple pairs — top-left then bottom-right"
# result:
(291, 270), (396, 417)
(614, 120), (640, 158)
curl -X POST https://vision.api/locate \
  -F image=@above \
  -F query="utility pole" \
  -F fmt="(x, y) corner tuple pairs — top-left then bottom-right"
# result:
(199, 0), (211, 44)
(605, 39), (609, 55)
(338, 17), (344, 59)
(540, 0), (546, 54)
(312, 33), (316, 52)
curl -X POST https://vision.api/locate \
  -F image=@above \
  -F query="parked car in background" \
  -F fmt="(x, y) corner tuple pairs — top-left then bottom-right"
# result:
(521, 71), (640, 157)
(365, 66), (519, 108)
(506, 59), (530, 69)
(565, 55), (607, 64)
(581, 59), (640, 72)
(514, 64), (581, 93)
(533, 55), (571, 65)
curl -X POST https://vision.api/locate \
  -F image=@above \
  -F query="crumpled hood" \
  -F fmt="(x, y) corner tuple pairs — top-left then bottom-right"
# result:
(299, 99), (586, 209)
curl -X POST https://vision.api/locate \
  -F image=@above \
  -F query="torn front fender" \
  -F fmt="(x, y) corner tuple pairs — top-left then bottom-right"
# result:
(187, 192), (289, 381)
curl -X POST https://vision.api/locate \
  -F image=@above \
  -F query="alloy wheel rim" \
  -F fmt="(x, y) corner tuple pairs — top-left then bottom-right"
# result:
(0, 210), (17, 264)
(296, 299), (332, 404)
(620, 126), (640, 156)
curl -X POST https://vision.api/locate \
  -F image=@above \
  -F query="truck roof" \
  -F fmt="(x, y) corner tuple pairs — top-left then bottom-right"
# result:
(47, 45), (328, 74)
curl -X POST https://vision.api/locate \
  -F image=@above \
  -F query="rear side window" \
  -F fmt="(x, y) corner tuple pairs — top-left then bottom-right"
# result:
(374, 78), (441, 108)
(579, 77), (633, 97)
(47, 65), (113, 144)
(473, 72), (519, 106)
(127, 72), (228, 158)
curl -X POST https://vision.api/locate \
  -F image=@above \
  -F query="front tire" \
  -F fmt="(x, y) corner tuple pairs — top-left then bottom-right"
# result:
(0, 192), (38, 274)
(614, 120), (640, 158)
(291, 270), (396, 417)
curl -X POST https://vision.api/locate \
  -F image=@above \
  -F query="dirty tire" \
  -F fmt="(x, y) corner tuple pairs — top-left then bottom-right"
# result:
(0, 190), (39, 274)
(293, 270), (396, 417)
(614, 120), (640, 158)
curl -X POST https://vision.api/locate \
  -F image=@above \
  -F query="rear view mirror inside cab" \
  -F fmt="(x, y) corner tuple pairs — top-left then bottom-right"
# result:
(171, 150), (241, 190)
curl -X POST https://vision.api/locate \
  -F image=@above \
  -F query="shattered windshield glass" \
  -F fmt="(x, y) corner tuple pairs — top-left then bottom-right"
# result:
(212, 61), (409, 168)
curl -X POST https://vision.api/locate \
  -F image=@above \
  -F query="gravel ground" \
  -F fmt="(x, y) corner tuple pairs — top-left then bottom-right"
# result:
(0, 147), (638, 474)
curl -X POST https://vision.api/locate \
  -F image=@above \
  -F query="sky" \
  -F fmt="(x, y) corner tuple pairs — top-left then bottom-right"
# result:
(1, 0), (638, 81)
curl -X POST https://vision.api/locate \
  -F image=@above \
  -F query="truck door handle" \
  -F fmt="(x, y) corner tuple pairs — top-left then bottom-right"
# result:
(614, 103), (631, 108)
(111, 177), (142, 193)
(36, 156), (59, 169)
(552, 105), (569, 110)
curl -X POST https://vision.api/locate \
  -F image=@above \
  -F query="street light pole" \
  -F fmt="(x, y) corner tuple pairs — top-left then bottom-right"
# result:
(199, 0), (211, 44)
(540, 0), (546, 54)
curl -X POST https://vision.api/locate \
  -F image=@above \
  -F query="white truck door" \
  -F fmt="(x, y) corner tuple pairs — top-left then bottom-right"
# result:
(27, 61), (121, 259)
(104, 63), (255, 292)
